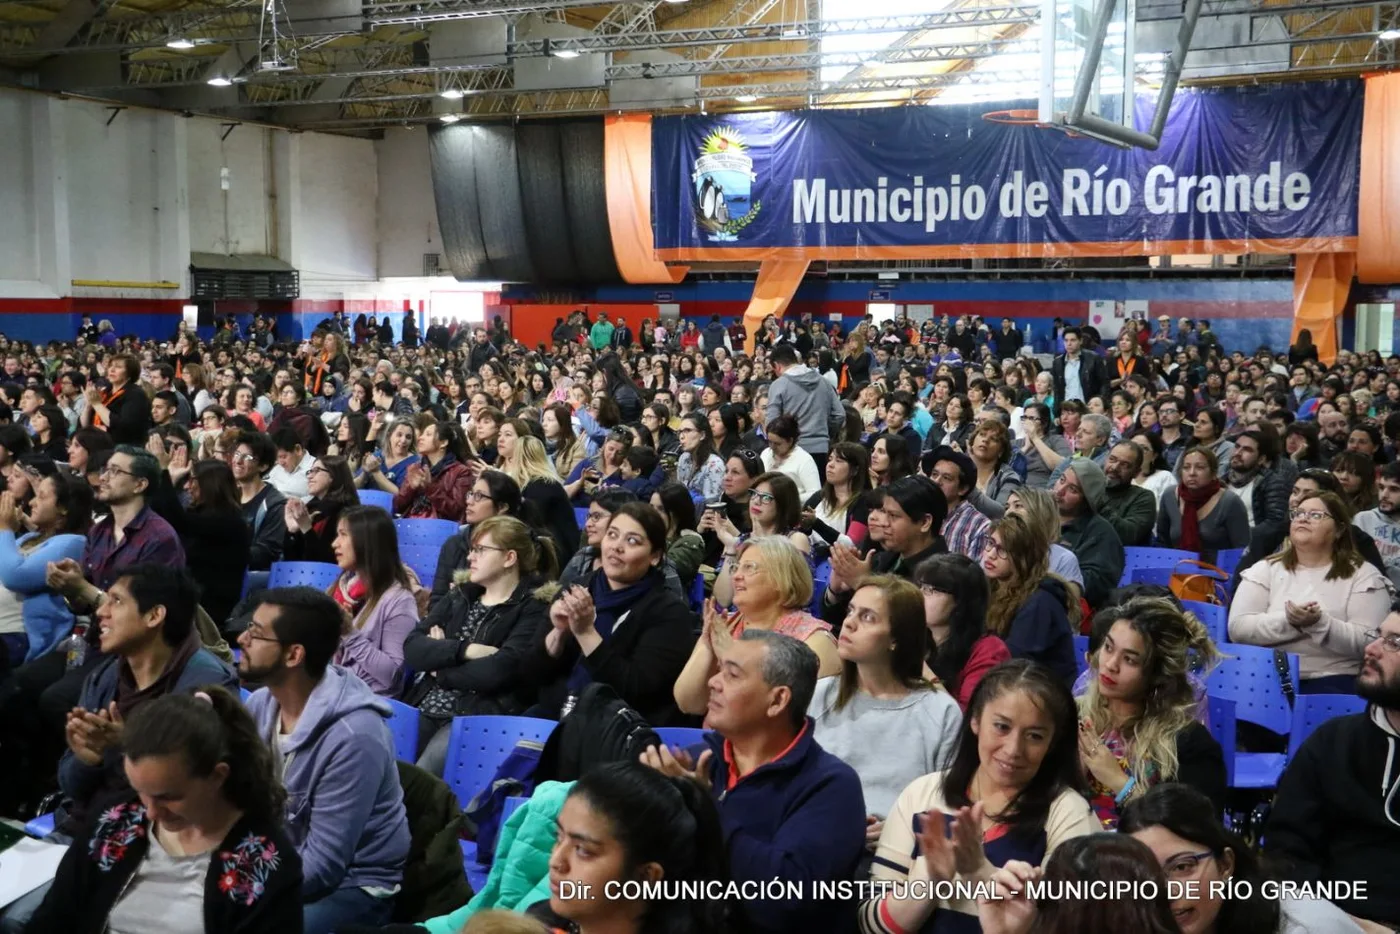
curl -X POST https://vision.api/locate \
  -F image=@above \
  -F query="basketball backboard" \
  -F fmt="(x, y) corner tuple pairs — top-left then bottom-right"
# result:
(1038, 0), (1201, 150)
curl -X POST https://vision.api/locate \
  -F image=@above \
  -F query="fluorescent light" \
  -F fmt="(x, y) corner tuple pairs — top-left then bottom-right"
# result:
(552, 48), (580, 59)
(735, 94), (758, 103)
(877, 271), (899, 280)
(664, 0), (689, 4)
(440, 114), (461, 124)
(440, 89), (464, 99)
(1380, 28), (1400, 40)
(206, 76), (233, 87)
(781, 26), (806, 38)
(166, 38), (196, 50)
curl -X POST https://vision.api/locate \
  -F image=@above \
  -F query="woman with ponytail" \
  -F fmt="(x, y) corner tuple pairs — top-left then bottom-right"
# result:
(533, 760), (737, 934)
(1077, 596), (1227, 829)
(404, 515), (559, 774)
(28, 688), (302, 934)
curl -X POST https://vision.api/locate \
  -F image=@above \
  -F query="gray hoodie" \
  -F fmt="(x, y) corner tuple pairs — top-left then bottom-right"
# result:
(246, 665), (410, 900)
(766, 363), (845, 455)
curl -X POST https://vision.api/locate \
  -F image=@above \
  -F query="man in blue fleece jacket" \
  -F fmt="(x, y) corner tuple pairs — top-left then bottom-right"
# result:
(240, 586), (410, 934)
(644, 630), (867, 934)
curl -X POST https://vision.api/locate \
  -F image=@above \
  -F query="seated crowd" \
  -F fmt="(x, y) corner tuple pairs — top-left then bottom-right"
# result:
(0, 310), (1397, 934)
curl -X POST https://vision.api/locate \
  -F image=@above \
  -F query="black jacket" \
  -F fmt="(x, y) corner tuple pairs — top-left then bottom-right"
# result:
(1051, 351), (1108, 409)
(282, 499), (348, 566)
(28, 798), (303, 934)
(404, 577), (547, 717)
(1172, 721), (1228, 815)
(1265, 708), (1400, 926)
(522, 568), (697, 726)
(523, 478), (580, 560)
(101, 384), (152, 446)
(429, 527), (472, 611)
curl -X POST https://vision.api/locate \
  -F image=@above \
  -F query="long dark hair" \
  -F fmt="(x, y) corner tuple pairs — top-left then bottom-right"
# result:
(191, 459), (241, 515)
(751, 471), (803, 532)
(429, 419), (472, 463)
(653, 481), (697, 539)
(123, 687), (285, 824)
(339, 413), (371, 460)
(680, 412), (717, 470)
(912, 554), (991, 692)
(45, 468), (94, 536)
(873, 432), (915, 484)
(567, 762), (734, 934)
(943, 659), (1084, 832)
(317, 455), (360, 510)
(339, 505), (410, 605)
(35, 404), (68, 444)
(821, 441), (871, 513)
(1119, 784), (1281, 933)
(477, 468), (523, 516)
(1029, 834), (1179, 934)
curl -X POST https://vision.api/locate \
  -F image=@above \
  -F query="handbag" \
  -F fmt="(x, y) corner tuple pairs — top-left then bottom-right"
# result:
(1169, 559), (1229, 606)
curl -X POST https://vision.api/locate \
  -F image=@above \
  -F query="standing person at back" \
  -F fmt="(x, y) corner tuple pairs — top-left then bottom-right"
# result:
(239, 586), (410, 934)
(767, 343), (845, 472)
(702, 314), (733, 355)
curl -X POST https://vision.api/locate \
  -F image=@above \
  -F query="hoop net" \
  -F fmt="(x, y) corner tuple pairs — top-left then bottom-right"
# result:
(981, 109), (1050, 127)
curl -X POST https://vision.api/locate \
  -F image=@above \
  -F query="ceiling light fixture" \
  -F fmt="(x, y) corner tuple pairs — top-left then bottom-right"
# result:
(440, 114), (461, 124)
(735, 94), (758, 103)
(166, 38), (196, 50)
(1380, 28), (1400, 40)
(553, 48), (580, 59)
(207, 76), (233, 87)
(781, 26), (806, 38)
(440, 88), (464, 99)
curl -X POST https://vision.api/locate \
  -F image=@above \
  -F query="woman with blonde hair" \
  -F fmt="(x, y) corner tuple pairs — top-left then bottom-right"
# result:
(1079, 596), (1226, 828)
(673, 535), (840, 715)
(809, 575), (962, 851)
(497, 424), (579, 559)
(981, 513), (1078, 685)
(1229, 489), (1391, 694)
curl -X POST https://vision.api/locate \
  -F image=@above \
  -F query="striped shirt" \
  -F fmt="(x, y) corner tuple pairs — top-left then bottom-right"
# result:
(941, 500), (990, 562)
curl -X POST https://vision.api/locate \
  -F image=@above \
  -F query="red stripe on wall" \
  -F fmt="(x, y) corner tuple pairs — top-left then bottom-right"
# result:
(0, 298), (190, 314)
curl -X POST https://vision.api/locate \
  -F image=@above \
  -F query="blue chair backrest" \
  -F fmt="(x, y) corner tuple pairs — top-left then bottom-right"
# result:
(385, 697), (422, 764)
(267, 561), (342, 592)
(574, 507), (590, 529)
(1129, 567), (1176, 588)
(443, 715), (557, 808)
(395, 518), (461, 550)
(1072, 635), (1090, 676)
(1215, 547), (1246, 578)
(688, 573), (705, 613)
(1285, 693), (1367, 762)
(1182, 600), (1228, 645)
(399, 545), (442, 589)
(655, 727), (707, 749)
(1206, 695), (1237, 787)
(810, 561), (831, 615)
(1121, 546), (1198, 584)
(358, 489), (396, 513)
(1207, 644), (1299, 736)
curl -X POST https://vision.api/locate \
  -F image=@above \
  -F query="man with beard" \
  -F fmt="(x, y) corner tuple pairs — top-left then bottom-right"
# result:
(1265, 612), (1400, 933)
(1098, 441), (1156, 546)
(1318, 407), (1352, 462)
(1227, 429), (1291, 536)
(1053, 459), (1124, 609)
(1355, 462), (1400, 590)
(238, 586), (409, 934)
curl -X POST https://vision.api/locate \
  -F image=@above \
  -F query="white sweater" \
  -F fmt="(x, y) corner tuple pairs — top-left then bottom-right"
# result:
(1228, 558), (1392, 680)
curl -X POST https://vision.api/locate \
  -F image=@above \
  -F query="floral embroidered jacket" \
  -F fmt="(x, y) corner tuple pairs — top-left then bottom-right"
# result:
(27, 798), (304, 934)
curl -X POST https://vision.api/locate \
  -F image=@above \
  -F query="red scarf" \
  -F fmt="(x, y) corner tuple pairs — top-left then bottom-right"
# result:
(95, 385), (125, 430)
(332, 573), (368, 618)
(1177, 479), (1221, 552)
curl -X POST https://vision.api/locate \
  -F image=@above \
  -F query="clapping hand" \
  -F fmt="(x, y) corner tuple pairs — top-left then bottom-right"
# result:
(827, 542), (872, 595)
(977, 861), (1041, 934)
(639, 742), (714, 794)
(1285, 600), (1322, 630)
(0, 492), (22, 533)
(553, 585), (597, 636)
(702, 599), (740, 657)
(915, 804), (987, 883)
(46, 558), (86, 597)
(168, 444), (191, 484)
(145, 434), (171, 469)
(362, 453), (382, 474)
(285, 498), (312, 534)
(1078, 719), (1123, 787)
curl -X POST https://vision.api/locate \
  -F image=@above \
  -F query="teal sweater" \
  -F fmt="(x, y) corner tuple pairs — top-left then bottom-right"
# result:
(423, 780), (576, 934)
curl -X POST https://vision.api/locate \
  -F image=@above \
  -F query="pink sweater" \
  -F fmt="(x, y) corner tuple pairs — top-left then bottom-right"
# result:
(334, 584), (419, 695)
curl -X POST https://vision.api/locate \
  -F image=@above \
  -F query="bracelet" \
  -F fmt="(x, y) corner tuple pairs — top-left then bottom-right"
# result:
(1114, 775), (1137, 805)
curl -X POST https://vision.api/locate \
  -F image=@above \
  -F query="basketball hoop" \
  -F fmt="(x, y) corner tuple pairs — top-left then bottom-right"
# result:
(981, 109), (1048, 126)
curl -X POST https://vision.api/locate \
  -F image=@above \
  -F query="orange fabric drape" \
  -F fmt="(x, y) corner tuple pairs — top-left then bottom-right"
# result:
(1359, 73), (1400, 284)
(741, 259), (810, 354)
(604, 114), (689, 286)
(1292, 252), (1355, 366)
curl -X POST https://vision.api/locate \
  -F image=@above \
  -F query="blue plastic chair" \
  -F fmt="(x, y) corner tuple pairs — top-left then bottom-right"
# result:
(655, 727), (707, 749)
(1207, 644), (1300, 789)
(574, 507), (590, 529)
(1215, 547), (1246, 579)
(395, 518), (461, 550)
(1072, 634), (1090, 677)
(24, 812), (55, 838)
(687, 573), (706, 613)
(1120, 546), (1199, 586)
(358, 489), (396, 513)
(810, 561), (831, 615)
(1129, 567), (1176, 588)
(1206, 695), (1237, 788)
(1182, 600), (1228, 645)
(445, 715), (557, 888)
(1285, 693), (1367, 763)
(386, 697), (421, 763)
(267, 561), (342, 592)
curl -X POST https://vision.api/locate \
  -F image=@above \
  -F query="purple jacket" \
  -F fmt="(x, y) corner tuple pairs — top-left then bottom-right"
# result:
(335, 583), (418, 696)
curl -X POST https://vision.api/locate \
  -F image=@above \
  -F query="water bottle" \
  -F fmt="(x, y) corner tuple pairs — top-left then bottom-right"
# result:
(63, 623), (88, 670)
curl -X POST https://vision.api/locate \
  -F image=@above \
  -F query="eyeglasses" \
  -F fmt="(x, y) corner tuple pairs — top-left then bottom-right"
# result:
(467, 490), (494, 503)
(1161, 851), (1216, 882)
(469, 544), (507, 556)
(919, 584), (949, 597)
(242, 626), (282, 645)
(307, 466), (329, 477)
(982, 540), (1008, 560)
(677, 428), (698, 436)
(1289, 509), (1330, 522)
(731, 561), (764, 576)
(1365, 630), (1400, 652)
(734, 449), (762, 463)
(100, 464), (135, 479)
(751, 490), (776, 505)
(232, 451), (256, 463)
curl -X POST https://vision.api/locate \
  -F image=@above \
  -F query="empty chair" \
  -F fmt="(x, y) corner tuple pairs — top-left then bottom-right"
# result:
(395, 517), (461, 549)
(1119, 545), (1199, 586)
(358, 488), (396, 514)
(1285, 693), (1367, 763)
(1182, 600), (1228, 645)
(266, 560), (342, 592)
(1215, 546), (1246, 579)
(385, 697), (421, 763)
(1206, 643), (1300, 789)
(1205, 695), (1237, 788)
(1129, 567), (1176, 589)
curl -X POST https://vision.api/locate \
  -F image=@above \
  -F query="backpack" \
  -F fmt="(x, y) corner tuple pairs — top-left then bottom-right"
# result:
(462, 739), (545, 867)
(534, 683), (662, 785)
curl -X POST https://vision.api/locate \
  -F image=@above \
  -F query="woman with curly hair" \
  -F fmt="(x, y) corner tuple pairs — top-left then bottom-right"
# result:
(981, 513), (1078, 686)
(1078, 596), (1226, 828)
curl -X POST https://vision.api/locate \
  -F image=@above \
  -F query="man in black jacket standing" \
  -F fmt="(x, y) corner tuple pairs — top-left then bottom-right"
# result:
(1051, 326), (1107, 413)
(1265, 613), (1400, 932)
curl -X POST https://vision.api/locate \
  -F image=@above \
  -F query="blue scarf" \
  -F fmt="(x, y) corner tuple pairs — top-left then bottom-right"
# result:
(566, 568), (661, 693)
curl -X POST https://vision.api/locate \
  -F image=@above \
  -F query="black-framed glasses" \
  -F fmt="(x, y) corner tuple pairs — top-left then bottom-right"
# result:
(241, 626), (282, 645)
(468, 544), (507, 556)
(306, 466), (329, 478)
(100, 464), (135, 479)
(751, 490), (776, 505)
(467, 490), (494, 503)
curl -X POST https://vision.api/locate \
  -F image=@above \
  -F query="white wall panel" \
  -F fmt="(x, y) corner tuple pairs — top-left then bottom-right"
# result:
(0, 91), (39, 287)
(187, 121), (273, 256)
(376, 128), (442, 279)
(297, 132), (379, 295)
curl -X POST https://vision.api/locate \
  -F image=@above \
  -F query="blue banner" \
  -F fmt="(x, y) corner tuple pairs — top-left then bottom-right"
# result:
(651, 81), (1362, 256)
